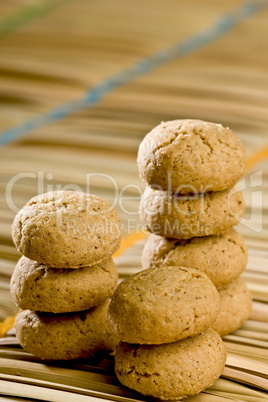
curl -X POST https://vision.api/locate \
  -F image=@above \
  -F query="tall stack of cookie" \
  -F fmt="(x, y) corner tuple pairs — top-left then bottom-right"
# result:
(105, 119), (251, 400)
(138, 119), (252, 336)
(10, 190), (121, 360)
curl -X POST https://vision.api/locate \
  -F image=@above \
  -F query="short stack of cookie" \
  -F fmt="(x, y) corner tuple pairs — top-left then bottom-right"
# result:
(10, 190), (122, 360)
(108, 265), (227, 400)
(138, 119), (252, 336)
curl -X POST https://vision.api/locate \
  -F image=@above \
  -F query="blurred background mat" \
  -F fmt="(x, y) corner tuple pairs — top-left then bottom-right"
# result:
(0, 0), (268, 401)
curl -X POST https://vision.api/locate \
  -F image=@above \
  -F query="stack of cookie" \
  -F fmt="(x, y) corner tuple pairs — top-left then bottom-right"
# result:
(10, 190), (121, 360)
(108, 265), (227, 400)
(137, 119), (252, 336)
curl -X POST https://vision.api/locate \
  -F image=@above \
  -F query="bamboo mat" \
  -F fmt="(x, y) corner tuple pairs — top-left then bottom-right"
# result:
(0, 0), (268, 400)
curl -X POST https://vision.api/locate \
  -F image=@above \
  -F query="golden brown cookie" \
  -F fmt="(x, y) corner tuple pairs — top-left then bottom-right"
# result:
(15, 300), (118, 360)
(115, 328), (226, 400)
(212, 278), (252, 336)
(12, 191), (121, 268)
(10, 255), (118, 313)
(142, 228), (247, 288)
(140, 186), (244, 239)
(137, 119), (245, 193)
(108, 266), (220, 344)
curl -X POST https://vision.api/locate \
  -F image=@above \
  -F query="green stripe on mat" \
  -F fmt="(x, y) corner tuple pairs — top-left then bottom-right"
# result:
(0, 0), (75, 38)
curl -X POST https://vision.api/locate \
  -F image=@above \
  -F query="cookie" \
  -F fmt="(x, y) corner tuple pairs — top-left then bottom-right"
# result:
(12, 191), (121, 268)
(142, 228), (247, 288)
(115, 328), (226, 400)
(212, 278), (252, 336)
(11, 255), (118, 313)
(140, 186), (244, 239)
(15, 300), (118, 360)
(108, 266), (220, 344)
(137, 119), (245, 194)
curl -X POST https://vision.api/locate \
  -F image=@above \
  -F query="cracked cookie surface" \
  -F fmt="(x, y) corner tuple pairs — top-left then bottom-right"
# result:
(11, 255), (118, 313)
(108, 266), (220, 344)
(142, 228), (247, 288)
(15, 300), (118, 360)
(140, 185), (245, 239)
(12, 190), (122, 268)
(137, 119), (246, 193)
(115, 328), (227, 400)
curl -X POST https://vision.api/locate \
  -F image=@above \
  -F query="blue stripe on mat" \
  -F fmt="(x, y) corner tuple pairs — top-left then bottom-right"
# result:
(1, 0), (268, 147)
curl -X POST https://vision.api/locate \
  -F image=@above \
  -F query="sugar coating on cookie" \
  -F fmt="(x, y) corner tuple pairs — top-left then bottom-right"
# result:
(142, 228), (247, 288)
(137, 119), (246, 193)
(12, 191), (122, 268)
(212, 278), (252, 336)
(140, 186), (244, 239)
(15, 300), (118, 360)
(115, 328), (227, 400)
(11, 255), (118, 313)
(108, 266), (220, 344)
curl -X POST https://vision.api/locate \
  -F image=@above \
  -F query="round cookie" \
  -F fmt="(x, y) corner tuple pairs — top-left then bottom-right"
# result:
(11, 256), (118, 313)
(15, 300), (118, 360)
(108, 266), (220, 344)
(115, 328), (227, 400)
(140, 186), (245, 239)
(212, 278), (252, 336)
(12, 191), (122, 268)
(137, 119), (246, 193)
(142, 228), (247, 288)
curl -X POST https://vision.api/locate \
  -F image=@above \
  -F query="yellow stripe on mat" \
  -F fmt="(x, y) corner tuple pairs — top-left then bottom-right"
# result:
(113, 231), (148, 258)
(0, 315), (16, 337)
(246, 146), (268, 171)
